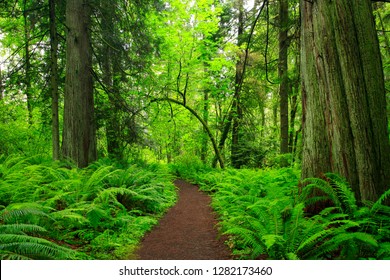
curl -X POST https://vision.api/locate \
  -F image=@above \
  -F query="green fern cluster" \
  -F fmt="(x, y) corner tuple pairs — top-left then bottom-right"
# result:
(193, 168), (390, 260)
(0, 155), (177, 259)
(0, 206), (76, 260)
(301, 174), (390, 259)
(190, 168), (299, 258)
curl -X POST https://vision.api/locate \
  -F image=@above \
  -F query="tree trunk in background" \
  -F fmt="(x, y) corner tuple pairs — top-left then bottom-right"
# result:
(49, 0), (60, 161)
(300, 0), (390, 204)
(0, 66), (3, 100)
(278, 0), (289, 155)
(231, 0), (244, 169)
(23, 0), (33, 125)
(101, 2), (122, 160)
(62, 0), (96, 168)
(201, 87), (209, 164)
(289, 92), (298, 154)
(212, 110), (232, 168)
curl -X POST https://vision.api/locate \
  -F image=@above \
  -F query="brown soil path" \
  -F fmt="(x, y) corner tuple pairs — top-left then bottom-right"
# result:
(135, 179), (231, 260)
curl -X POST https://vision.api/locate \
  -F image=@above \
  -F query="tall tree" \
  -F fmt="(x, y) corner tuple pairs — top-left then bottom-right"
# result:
(278, 0), (289, 155)
(49, 0), (60, 160)
(62, 0), (96, 167)
(231, 0), (245, 168)
(23, 0), (33, 125)
(99, 0), (123, 160)
(300, 0), (390, 204)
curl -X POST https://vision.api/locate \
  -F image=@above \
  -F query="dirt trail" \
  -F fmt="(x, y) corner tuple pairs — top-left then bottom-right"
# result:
(135, 179), (231, 260)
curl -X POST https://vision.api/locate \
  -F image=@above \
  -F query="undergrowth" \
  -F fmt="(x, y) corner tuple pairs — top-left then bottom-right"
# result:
(172, 160), (390, 260)
(0, 154), (177, 259)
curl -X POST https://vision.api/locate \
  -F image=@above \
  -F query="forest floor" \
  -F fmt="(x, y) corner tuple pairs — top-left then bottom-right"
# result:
(135, 179), (231, 260)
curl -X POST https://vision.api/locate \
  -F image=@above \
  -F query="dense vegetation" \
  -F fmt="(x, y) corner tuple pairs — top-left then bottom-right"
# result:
(0, 155), (176, 259)
(0, 0), (389, 260)
(173, 160), (390, 259)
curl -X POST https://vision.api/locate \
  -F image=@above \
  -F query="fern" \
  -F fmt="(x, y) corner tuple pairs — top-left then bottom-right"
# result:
(0, 207), (75, 260)
(0, 234), (74, 260)
(370, 188), (390, 214)
(0, 154), (176, 259)
(193, 168), (390, 260)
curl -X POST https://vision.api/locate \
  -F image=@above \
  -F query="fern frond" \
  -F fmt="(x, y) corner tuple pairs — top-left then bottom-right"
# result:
(87, 207), (111, 228)
(1, 206), (49, 223)
(301, 177), (340, 206)
(325, 173), (357, 215)
(50, 209), (89, 224)
(371, 188), (390, 214)
(0, 234), (75, 260)
(83, 165), (117, 194)
(0, 224), (46, 234)
(377, 242), (390, 259)
(284, 203), (306, 252)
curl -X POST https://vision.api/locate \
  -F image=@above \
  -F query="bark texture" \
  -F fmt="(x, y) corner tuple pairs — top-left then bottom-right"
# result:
(49, 0), (60, 161)
(300, 0), (390, 203)
(62, 0), (96, 168)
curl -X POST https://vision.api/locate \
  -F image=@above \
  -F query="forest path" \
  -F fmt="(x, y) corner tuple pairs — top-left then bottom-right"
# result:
(135, 179), (231, 260)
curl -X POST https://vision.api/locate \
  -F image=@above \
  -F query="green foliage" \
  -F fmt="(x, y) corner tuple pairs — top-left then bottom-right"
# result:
(191, 168), (390, 260)
(0, 155), (177, 259)
(169, 154), (212, 181)
(0, 206), (76, 260)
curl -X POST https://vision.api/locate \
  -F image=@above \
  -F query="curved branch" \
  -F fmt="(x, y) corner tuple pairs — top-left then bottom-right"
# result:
(152, 97), (225, 169)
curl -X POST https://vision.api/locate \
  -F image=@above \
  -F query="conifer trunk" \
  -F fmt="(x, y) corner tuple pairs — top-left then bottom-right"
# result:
(62, 0), (96, 168)
(49, 0), (60, 161)
(300, 0), (390, 203)
(101, 2), (122, 160)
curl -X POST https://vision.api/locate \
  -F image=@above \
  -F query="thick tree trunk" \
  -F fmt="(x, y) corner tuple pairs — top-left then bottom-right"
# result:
(49, 0), (60, 161)
(300, 0), (390, 204)
(278, 0), (289, 154)
(62, 0), (96, 168)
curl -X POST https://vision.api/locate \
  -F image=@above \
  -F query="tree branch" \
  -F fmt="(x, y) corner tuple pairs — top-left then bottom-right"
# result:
(151, 97), (225, 169)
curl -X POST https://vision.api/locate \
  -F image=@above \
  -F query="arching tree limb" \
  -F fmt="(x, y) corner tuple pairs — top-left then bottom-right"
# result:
(152, 97), (225, 169)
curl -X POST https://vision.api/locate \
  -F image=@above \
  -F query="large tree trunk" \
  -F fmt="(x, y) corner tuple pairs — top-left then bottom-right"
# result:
(62, 0), (96, 168)
(49, 0), (60, 161)
(300, 0), (390, 204)
(278, 0), (289, 155)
